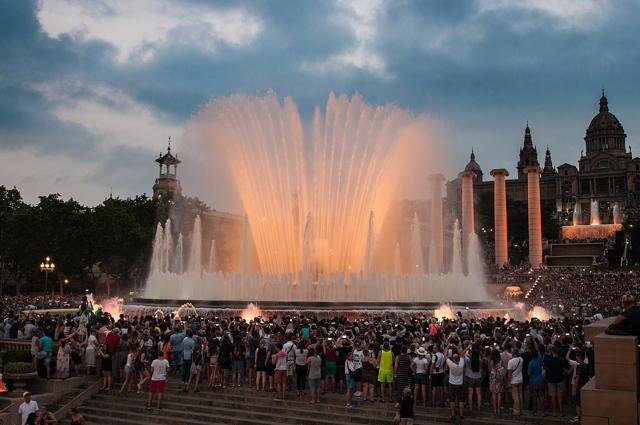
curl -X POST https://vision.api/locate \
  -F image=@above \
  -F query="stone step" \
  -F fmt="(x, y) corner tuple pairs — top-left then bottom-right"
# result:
(159, 385), (572, 424)
(83, 391), (567, 425)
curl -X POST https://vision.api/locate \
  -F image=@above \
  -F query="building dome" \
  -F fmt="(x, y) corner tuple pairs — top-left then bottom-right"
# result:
(464, 148), (483, 181)
(587, 94), (624, 134)
(584, 92), (626, 155)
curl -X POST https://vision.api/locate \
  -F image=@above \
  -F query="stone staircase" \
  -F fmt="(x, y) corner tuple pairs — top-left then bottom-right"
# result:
(63, 380), (575, 425)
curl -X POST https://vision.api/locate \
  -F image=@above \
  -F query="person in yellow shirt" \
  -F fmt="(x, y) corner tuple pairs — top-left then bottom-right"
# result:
(377, 340), (395, 402)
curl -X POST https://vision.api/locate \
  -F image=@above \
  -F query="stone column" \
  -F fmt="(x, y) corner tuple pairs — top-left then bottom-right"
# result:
(490, 169), (509, 266)
(459, 171), (475, 243)
(428, 174), (445, 273)
(526, 166), (543, 268)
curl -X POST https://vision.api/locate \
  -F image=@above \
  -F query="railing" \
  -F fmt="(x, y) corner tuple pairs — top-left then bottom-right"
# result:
(0, 339), (31, 353)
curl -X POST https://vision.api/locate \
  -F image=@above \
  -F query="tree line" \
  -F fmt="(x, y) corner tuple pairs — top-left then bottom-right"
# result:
(0, 186), (159, 296)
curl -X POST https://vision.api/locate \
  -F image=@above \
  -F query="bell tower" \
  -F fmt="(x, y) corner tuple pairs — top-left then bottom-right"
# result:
(152, 137), (183, 199)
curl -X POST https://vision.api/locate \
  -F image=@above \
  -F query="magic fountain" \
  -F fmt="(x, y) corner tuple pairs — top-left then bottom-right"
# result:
(142, 93), (489, 308)
(562, 200), (623, 240)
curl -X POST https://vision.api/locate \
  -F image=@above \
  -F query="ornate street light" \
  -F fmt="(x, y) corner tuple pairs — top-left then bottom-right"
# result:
(39, 256), (55, 294)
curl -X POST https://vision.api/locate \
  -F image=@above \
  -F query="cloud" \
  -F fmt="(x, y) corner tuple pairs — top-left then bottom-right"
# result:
(1, 0), (640, 208)
(478, 0), (612, 30)
(37, 0), (263, 62)
(301, 0), (388, 77)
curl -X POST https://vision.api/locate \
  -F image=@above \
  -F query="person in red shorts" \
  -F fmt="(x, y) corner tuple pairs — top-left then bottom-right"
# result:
(147, 350), (170, 410)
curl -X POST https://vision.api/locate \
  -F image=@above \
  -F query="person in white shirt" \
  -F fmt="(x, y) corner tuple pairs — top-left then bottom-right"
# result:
(446, 344), (470, 421)
(147, 350), (170, 410)
(18, 392), (38, 425)
(507, 348), (524, 416)
(429, 345), (446, 408)
(352, 343), (364, 397)
(413, 347), (430, 406)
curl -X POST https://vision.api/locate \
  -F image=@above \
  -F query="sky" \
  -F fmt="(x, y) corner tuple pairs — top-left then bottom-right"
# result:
(1, 0), (640, 208)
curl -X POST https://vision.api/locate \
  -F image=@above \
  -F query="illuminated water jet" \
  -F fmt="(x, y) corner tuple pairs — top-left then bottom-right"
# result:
(144, 93), (488, 303)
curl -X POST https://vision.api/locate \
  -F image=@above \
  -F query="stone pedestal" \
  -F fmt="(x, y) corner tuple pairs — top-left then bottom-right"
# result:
(490, 169), (509, 266)
(582, 320), (639, 425)
(428, 174), (445, 273)
(525, 166), (542, 267)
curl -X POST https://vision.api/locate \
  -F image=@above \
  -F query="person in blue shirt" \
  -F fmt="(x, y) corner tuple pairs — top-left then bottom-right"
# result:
(38, 332), (54, 379)
(169, 325), (187, 372)
(527, 343), (545, 417)
(181, 329), (195, 385)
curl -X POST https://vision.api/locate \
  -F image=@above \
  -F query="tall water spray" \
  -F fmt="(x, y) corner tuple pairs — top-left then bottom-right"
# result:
(590, 199), (600, 225)
(393, 242), (402, 275)
(573, 202), (582, 226)
(174, 234), (184, 274)
(451, 220), (463, 275)
(145, 93), (488, 303)
(207, 240), (217, 273)
(409, 212), (425, 274)
(613, 203), (622, 224)
(187, 215), (202, 275)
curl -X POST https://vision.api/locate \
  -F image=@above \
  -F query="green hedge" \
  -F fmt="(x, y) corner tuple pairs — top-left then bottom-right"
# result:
(4, 362), (35, 373)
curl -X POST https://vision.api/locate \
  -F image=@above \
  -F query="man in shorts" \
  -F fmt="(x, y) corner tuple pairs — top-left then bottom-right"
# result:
(377, 340), (394, 402)
(148, 350), (170, 410)
(544, 345), (570, 417)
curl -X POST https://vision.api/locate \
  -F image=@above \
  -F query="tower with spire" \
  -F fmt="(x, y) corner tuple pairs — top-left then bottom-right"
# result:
(152, 137), (183, 199)
(517, 123), (540, 180)
(541, 146), (556, 178)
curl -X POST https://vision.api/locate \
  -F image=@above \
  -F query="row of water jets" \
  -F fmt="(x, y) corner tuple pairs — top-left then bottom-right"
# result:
(144, 213), (487, 303)
(572, 200), (622, 226)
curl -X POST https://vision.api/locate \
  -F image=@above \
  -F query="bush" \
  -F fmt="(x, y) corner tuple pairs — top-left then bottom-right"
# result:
(3, 362), (36, 374)
(0, 351), (31, 364)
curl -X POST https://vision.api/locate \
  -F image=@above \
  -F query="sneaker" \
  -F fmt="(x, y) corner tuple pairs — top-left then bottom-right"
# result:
(354, 391), (362, 397)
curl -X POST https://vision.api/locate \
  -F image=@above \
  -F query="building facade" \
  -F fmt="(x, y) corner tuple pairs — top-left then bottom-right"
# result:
(447, 93), (640, 224)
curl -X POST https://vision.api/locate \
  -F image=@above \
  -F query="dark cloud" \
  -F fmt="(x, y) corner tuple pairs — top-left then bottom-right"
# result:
(1, 0), (640, 204)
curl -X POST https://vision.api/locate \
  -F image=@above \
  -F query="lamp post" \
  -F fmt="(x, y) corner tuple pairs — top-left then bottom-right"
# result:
(61, 278), (69, 296)
(39, 257), (55, 294)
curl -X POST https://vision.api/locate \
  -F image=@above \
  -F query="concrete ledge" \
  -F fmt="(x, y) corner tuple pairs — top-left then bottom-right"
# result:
(582, 416), (609, 425)
(594, 333), (638, 365)
(581, 378), (638, 425)
(585, 317), (615, 341)
(595, 362), (638, 392)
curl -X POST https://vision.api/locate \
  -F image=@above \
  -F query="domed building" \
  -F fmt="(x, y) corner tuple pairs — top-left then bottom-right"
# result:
(446, 92), (640, 223)
(464, 148), (483, 182)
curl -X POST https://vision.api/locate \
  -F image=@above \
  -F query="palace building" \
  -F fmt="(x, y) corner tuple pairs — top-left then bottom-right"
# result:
(446, 92), (640, 223)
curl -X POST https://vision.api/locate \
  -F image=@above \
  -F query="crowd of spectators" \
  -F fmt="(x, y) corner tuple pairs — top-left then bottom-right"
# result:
(525, 269), (640, 317)
(1, 292), (617, 423)
(1, 263), (639, 424)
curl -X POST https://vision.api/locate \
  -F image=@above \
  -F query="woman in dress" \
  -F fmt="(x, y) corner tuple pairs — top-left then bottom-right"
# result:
(254, 339), (267, 391)
(56, 333), (76, 379)
(394, 342), (414, 403)
(84, 332), (98, 375)
(97, 343), (112, 391)
(489, 349), (506, 415)
(361, 349), (378, 402)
